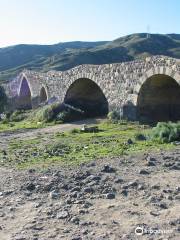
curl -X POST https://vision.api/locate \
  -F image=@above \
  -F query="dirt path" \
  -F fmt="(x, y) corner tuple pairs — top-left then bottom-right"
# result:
(0, 118), (101, 146)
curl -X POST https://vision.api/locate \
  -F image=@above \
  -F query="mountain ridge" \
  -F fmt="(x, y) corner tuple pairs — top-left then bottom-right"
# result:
(0, 33), (180, 82)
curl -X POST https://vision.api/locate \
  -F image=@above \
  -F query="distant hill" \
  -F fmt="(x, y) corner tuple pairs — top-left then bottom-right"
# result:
(0, 33), (180, 82)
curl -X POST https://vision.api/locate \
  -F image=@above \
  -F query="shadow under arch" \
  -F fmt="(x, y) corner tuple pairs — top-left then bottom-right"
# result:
(39, 86), (48, 104)
(64, 78), (109, 118)
(18, 77), (32, 109)
(137, 74), (180, 123)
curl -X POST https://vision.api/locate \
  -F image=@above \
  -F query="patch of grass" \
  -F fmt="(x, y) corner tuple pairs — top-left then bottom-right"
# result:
(1, 121), (175, 169)
(70, 128), (81, 134)
(0, 119), (43, 132)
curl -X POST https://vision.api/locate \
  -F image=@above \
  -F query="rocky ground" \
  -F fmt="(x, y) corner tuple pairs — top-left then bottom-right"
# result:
(0, 147), (180, 240)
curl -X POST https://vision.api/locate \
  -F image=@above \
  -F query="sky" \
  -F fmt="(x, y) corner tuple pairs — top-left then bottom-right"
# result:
(0, 0), (179, 47)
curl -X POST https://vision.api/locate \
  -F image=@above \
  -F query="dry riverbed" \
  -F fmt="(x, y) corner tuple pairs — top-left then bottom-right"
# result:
(0, 120), (179, 240)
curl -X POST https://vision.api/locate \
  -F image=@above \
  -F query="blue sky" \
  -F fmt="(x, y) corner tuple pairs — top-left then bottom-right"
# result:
(0, 0), (179, 47)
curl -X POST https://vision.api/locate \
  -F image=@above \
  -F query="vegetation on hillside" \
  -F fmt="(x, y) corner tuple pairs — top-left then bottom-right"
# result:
(0, 33), (180, 81)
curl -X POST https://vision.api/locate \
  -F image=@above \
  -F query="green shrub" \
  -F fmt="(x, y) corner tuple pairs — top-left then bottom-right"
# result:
(35, 106), (52, 123)
(1, 119), (9, 124)
(4, 111), (12, 119)
(56, 110), (71, 123)
(56, 106), (85, 123)
(10, 110), (26, 122)
(35, 103), (84, 123)
(107, 110), (120, 121)
(150, 122), (180, 143)
(35, 103), (60, 123)
(134, 133), (146, 141)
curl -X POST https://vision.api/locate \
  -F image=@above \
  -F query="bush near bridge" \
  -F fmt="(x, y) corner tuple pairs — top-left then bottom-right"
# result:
(35, 103), (85, 123)
(107, 110), (120, 121)
(0, 102), (85, 131)
(150, 122), (180, 143)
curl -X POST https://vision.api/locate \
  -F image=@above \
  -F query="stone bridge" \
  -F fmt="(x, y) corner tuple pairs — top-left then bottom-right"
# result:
(5, 55), (180, 122)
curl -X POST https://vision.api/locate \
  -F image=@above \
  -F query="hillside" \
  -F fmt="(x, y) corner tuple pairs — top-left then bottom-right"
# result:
(0, 33), (180, 82)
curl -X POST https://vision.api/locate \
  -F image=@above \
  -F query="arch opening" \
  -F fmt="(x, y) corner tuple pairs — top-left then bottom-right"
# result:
(137, 74), (180, 123)
(18, 77), (32, 109)
(64, 78), (108, 118)
(39, 86), (48, 104)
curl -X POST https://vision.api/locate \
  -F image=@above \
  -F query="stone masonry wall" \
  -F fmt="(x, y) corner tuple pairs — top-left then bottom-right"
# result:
(5, 55), (180, 120)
